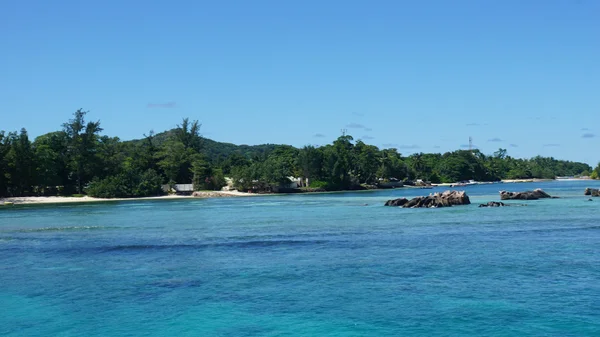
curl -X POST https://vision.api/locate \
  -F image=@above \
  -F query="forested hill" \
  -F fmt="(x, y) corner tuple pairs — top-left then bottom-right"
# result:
(1, 110), (598, 199)
(123, 129), (291, 164)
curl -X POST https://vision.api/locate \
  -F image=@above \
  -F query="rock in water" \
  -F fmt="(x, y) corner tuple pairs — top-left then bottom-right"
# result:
(384, 190), (470, 208)
(499, 188), (553, 200)
(584, 188), (600, 197)
(479, 201), (506, 207)
(437, 190), (471, 206)
(384, 198), (409, 207)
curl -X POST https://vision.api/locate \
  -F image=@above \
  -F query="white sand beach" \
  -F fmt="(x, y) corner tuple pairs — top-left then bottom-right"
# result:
(0, 190), (256, 205)
(501, 179), (554, 183)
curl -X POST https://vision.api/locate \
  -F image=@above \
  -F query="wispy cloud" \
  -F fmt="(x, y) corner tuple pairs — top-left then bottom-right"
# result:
(364, 128), (373, 132)
(346, 123), (366, 129)
(466, 123), (480, 127)
(509, 144), (518, 148)
(382, 143), (398, 148)
(147, 102), (176, 108)
(533, 116), (557, 121)
(398, 144), (420, 150)
(582, 133), (595, 138)
(313, 133), (326, 138)
(351, 112), (364, 117)
(543, 143), (560, 147)
(361, 135), (375, 140)
(581, 128), (590, 131)
(433, 145), (441, 149)
(488, 137), (503, 142)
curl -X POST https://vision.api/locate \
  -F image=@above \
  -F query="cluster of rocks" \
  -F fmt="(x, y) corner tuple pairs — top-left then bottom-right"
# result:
(191, 191), (236, 198)
(384, 190), (470, 208)
(584, 188), (600, 197)
(384, 188), (561, 209)
(499, 188), (555, 200)
(383, 187), (596, 209)
(478, 201), (507, 207)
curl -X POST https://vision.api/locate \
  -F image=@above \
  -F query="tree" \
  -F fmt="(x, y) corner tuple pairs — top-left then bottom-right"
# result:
(95, 136), (125, 179)
(4, 129), (35, 196)
(221, 153), (250, 175)
(125, 130), (159, 173)
(262, 156), (292, 188)
(408, 153), (427, 180)
(62, 109), (103, 193)
(591, 163), (600, 180)
(0, 131), (12, 196)
(298, 146), (323, 186)
(85, 168), (164, 198)
(354, 141), (380, 184)
(157, 141), (193, 184)
(378, 148), (407, 181)
(191, 158), (212, 190)
(322, 135), (355, 189)
(175, 118), (202, 151)
(231, 162), (264, 191)
(156, 118), (204, 184)
(30, 131), (71, 195)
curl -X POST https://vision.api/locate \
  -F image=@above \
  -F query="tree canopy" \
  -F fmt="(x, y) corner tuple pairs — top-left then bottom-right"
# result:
(0, 110), (594, 198)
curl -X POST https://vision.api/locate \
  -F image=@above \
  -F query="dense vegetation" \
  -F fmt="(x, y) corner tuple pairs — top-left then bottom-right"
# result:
(591, 165), (600, 180)
(0, 110), (594, 198)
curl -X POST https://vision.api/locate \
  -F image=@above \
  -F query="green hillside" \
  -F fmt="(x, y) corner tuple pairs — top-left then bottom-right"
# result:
(123, 128), (293, 163)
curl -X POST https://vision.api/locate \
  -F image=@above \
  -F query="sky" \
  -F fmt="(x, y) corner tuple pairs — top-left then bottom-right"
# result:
(1, 0), (598, 164)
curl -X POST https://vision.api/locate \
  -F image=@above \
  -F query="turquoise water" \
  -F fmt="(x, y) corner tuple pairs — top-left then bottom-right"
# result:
(2, 181), (600, 336)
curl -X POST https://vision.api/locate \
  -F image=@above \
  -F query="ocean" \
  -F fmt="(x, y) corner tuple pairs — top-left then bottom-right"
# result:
(1, 181), (600, 336)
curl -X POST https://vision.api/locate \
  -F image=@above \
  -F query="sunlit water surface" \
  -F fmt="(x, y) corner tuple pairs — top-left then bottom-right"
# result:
(2, 181), (600, 336)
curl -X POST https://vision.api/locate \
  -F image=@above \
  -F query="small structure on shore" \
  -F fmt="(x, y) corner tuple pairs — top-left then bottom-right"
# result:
(161, 184), (194, 195)
(377, 178), (404, 189)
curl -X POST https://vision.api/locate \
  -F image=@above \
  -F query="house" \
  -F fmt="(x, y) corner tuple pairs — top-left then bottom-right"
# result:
(161, 184), (194, 195)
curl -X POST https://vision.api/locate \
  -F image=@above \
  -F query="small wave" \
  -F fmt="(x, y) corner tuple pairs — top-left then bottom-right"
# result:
(149, 278), (203, 289)
(9, 226), (117, 233)
(102, 243), (197, 252)
(88, 239), (329, 254)
(223, 239), (328, 248)
(511, 225), (600, 234)
(215, 231), (365, 241)
(102, 239), (328, 252)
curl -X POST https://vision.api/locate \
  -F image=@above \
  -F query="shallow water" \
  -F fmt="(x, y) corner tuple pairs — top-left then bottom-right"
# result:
(1, 181), (600, 336)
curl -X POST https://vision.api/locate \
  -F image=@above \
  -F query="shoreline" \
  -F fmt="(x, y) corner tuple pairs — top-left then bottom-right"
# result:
(2, 179), (596, 206)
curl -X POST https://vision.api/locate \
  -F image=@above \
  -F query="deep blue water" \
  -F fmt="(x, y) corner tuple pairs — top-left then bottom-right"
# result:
(2, 181), (600, 336)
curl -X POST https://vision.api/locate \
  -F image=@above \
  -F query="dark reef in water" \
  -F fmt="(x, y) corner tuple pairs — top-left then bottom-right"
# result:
(385, 190), (470, 208)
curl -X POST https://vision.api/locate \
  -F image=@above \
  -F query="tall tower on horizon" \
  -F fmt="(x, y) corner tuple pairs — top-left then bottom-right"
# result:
(469, 137), (473, 151)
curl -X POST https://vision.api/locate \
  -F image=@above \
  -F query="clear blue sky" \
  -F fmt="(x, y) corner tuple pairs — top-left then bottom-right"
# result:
(1, 0), (598, 164)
